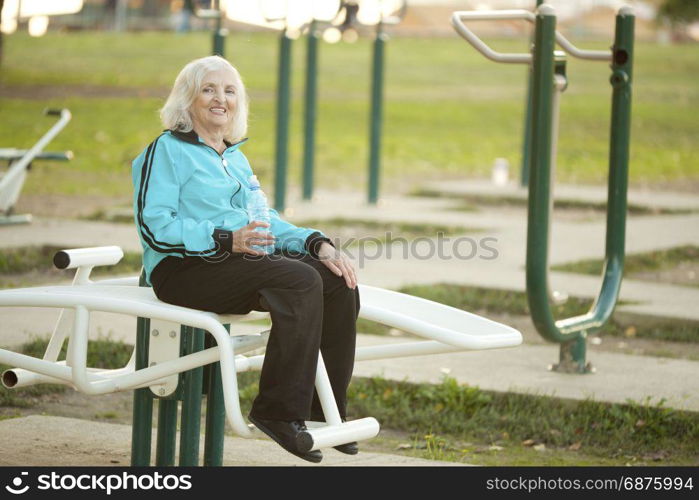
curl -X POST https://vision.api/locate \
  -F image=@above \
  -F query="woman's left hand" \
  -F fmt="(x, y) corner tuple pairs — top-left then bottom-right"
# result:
(317, 242), (357, 289)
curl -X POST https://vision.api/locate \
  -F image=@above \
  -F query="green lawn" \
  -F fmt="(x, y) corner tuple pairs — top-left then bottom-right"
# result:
(1, 31), (697, 198)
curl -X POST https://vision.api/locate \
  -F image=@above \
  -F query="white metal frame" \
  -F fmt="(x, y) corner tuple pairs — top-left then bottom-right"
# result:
(0, 246), (522, 451)
(450, 6), (614, 65)
(0, 109), (72, 223)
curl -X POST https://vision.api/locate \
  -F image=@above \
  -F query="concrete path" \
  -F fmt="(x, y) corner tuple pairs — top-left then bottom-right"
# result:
(0, 415), (462, 467)
(421, 179), (699, 212)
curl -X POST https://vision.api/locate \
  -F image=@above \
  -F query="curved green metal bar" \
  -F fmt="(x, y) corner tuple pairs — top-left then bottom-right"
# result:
(526, 6), (634, 368)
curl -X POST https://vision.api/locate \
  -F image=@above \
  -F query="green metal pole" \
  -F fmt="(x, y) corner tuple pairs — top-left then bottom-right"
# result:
(599, 5), (634, 313)
(525, 5), (634, 373)
(130, 313), (153, 466)
(274, 29), (293, 212)
(526, 8), (558, 348)
(155, 398), (179, 466)
(213, 28), (225, 57)
(368, 24), (386, 205)
(203, 326), (228, 466)
(212, 1), (225, 57)
(302, 20), (319, 201)
(178, 327), (205, 466)
(520, 0), (544, 187)
(525, 7), (590, 371)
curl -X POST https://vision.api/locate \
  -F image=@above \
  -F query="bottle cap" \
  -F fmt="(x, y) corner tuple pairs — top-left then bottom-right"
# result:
(248, 175), (260, 189)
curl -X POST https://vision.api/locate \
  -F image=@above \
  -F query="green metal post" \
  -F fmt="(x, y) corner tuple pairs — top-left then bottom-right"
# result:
(302, 21), (319, 201)
(155, 398), (179, 466)
(600, 5), (634, 315)
(520, 0), (544, 187)
(526, 9), (558, 355)
(212, 1), (225, 57)
(178, 327), (205, 466)
(130, 314), (153, 466)
(203, 326), (228, 466)
(525, 5), (634, 373)
(368, 24), (386, 205)
(213, 29), (225, 57)
(274, 29), (293, 211)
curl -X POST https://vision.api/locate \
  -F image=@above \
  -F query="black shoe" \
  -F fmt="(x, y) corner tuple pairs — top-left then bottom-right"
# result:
(309, 415), (359, 455)
(248, 414), (323, 463)
(334, 441), (359, 455)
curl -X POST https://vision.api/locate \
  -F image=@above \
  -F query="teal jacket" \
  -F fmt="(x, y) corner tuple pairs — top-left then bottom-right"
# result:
(132, 130), (324, 285)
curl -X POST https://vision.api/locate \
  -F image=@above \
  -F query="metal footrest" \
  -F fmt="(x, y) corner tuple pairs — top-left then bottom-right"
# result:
(297, 418), (380, 452)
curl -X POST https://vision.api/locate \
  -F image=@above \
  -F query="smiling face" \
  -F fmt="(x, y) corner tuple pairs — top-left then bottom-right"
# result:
(189, 68), (238, 136)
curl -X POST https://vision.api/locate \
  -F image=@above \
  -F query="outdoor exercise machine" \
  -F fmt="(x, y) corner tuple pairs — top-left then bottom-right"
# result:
(245, 1), (405, 211)
(192, 0), (228, 57)
(0, 108), (73, 225)
(0, 246), (521, 465)
(520, 0), (545, 187)
(452, 4), (634, 373)
(300, 0), (407, 206)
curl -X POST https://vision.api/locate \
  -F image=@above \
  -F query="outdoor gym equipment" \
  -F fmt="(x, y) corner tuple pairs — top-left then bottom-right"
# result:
(366, 1), (406, 205)
(520, 0), (545, 188)
(250, 1), (405, 210)
(0, 108), (73, 225)
(452, 4), (634, 373)
(300, 0), (407, 205)
(193, 0), (228, 57)
(0, 246), (521, 465)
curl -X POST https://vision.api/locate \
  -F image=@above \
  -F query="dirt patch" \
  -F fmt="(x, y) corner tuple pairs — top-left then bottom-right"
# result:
(15, 193), (130, 218)
(632, 262), (699, 288)
(0, 389), (134, 426)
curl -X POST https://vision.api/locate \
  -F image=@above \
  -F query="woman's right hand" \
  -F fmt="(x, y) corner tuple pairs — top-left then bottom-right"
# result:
(232, 221), (275, 255)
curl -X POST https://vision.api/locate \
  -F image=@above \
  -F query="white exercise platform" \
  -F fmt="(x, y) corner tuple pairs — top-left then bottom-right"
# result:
(0, 109), (73, 225)
(0, 246), (522, 452)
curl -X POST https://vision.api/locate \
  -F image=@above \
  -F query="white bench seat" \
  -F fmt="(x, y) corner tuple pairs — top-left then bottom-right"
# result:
(0, 246), (522, 452)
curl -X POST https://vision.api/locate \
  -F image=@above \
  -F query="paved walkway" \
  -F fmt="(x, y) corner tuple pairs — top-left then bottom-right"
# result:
(0, 181), (697, 465)
(0, 415), (462, 467)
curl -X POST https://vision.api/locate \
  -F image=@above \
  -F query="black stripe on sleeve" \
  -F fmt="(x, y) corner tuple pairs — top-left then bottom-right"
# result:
(136, 134), (215, 257)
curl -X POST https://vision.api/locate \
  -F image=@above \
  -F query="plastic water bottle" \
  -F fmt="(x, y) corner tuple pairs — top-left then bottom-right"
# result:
(246, 175), (274, 254)
(492, 157), (510, 186)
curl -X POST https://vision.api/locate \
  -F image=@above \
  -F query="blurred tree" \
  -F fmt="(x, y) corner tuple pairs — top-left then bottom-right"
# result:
(657, 0), (699, 40)
(658, 0), (699, 25)
(658, 0), (699, 26)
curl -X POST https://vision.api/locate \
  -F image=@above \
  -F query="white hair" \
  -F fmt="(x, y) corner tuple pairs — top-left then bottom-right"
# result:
(160, 55), (249, 143)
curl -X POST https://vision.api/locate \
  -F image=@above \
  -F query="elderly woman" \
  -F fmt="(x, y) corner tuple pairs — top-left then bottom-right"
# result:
(132, 55), (359, 463)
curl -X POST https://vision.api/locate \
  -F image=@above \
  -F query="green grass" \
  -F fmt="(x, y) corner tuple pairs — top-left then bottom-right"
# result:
(0, 336), (132, 407)
(552, 245), (699, 279)
(83, 208), (135, 224)
(0, 245), (143, 289)
(293, 216), (478, 247)
(1, 32), (697, 199)
(356, 318), (397, 336)
(399, 283), (591, 318)
(231, 371), (699, 465)
(295, 217), (474, 237)
(347, 376), (699, 465)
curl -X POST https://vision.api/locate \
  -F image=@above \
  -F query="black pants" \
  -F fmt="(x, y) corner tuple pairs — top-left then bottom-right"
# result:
(150, 251), (359, 421)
